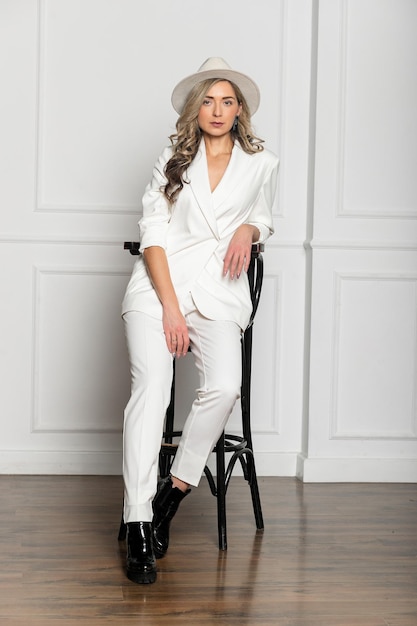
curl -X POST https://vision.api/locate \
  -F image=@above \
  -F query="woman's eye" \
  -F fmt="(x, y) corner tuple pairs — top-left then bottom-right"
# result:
(203, 99), (211, 105)
(224, 100), (233, 106)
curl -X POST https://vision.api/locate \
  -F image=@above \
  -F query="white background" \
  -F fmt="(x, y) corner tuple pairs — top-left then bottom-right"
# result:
(1, 0), (416, 481)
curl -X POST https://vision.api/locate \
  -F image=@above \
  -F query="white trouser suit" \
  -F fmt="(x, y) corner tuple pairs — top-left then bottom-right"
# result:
(123, 301), (242, 524)
(121, 142), (278, 524)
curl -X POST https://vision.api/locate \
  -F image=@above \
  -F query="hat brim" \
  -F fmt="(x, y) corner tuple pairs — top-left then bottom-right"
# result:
(171, 68), (260, 116)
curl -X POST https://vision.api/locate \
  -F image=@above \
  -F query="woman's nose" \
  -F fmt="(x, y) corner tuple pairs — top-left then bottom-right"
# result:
(213, 102), (222, 117)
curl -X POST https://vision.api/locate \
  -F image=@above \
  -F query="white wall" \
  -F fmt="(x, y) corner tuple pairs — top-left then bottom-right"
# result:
(0, 0), (416, 481)
(299, 0), (417, 481)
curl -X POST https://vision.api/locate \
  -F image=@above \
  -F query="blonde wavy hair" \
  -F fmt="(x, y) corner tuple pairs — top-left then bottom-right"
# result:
(163, 78), (264, 204)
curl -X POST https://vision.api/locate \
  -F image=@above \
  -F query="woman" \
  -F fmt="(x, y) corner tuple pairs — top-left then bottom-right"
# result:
(122, 57), (279, 584)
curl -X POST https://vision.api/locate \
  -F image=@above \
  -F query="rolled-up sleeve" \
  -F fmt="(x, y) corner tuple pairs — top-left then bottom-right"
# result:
(138, 147), (172, 253)
(245, 155), (279, 244)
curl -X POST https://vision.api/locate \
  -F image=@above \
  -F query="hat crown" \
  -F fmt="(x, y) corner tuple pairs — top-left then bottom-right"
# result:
(171, 57), (260, 115)
(197, 57), (232, 73)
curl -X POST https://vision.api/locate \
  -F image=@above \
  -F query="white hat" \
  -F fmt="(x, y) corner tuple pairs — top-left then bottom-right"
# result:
(171, 57), (260, 115)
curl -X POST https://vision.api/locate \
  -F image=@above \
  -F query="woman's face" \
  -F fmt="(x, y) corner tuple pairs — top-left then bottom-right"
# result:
(197, 81), (242, 139)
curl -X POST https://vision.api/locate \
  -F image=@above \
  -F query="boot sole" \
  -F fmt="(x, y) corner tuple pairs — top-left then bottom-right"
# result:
(127, 568), (157, 584)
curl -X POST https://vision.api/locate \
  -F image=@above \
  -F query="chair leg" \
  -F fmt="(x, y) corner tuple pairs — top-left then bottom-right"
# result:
(159, 451), (172, 479)
(246, 453), (264, 530)
(159, 361), (177, 478)
(241, 321), (264, 533)
(216, 432), (227, 551)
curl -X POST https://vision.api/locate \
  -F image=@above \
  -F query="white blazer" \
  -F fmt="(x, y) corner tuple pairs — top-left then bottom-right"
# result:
(122, 140), (279, 330)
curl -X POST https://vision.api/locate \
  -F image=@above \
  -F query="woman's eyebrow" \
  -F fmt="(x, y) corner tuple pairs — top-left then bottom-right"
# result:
(204, 95), (237, 100)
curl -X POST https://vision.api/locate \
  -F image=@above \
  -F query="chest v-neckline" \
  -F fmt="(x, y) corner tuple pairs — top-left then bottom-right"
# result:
(205, 144), (235, 195)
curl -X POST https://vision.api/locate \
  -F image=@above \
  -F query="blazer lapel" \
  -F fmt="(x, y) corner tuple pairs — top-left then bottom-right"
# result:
(188, 141), (219, 239)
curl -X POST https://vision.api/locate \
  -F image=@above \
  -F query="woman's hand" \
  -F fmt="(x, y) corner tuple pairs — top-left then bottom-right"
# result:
(163, 305), (189, 357)
(223, 224), (260, 280)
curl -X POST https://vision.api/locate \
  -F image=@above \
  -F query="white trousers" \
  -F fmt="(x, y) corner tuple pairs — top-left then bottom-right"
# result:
(122, 308), (242, 523)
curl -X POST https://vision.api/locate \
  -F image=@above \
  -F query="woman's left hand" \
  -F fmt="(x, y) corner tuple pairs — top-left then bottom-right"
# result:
(223, 224), (259, 280)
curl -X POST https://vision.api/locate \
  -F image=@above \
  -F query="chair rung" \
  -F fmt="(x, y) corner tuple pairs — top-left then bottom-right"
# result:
(160, 443), (178, 456)
(223, 434), (248, 452)
(161, 435), (247, 455)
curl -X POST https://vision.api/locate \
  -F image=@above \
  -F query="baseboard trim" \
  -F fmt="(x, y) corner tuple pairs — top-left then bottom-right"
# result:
(2, 451), (416, 482)
(0, 450), (298, 477)
(0, 450), (123, 475)
(297, 454), (417, 483)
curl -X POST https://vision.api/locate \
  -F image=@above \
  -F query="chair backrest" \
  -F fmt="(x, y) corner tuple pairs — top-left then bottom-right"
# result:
(246, 244), (264, 328)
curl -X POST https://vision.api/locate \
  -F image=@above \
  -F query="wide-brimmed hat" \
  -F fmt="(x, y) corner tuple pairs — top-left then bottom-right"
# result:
(171, 57), (260, 115)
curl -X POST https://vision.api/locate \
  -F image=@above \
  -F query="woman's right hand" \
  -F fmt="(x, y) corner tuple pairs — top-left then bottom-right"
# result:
(162, 306), (189, 357)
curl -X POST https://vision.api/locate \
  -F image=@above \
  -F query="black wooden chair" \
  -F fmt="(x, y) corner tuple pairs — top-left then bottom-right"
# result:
(119, 241), (265, 550)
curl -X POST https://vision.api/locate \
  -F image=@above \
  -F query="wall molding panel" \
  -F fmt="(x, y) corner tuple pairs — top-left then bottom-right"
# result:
(335, 0), (417, 220)
(329, 272), (417, 441)
(31, 266), (131, 434)
(314, 0), (417, 247)
(35, 0), (149, 215)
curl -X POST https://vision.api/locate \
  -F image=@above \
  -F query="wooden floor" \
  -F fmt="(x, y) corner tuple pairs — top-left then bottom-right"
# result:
(0, 476), (416, 625)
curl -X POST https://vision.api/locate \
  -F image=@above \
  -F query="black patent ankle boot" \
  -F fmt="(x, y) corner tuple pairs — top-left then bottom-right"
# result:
(152, 476), (190, 559)
(126, 522), (157, 584)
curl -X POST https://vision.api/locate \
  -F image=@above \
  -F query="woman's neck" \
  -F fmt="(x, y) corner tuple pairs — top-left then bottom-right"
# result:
(203, 134), (234, 157)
